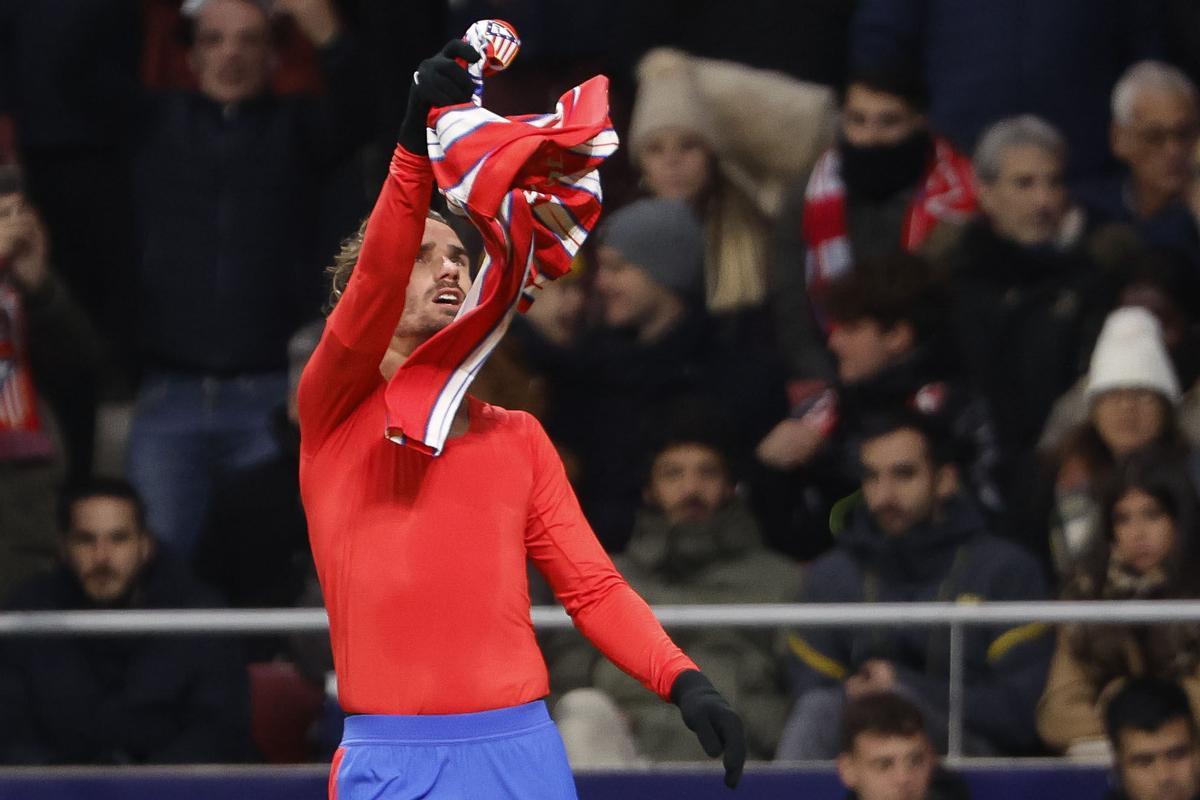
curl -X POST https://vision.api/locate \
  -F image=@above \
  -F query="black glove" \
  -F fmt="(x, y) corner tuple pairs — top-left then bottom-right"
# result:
(671, 669), (746, 789)
(397, 39), (480, 154)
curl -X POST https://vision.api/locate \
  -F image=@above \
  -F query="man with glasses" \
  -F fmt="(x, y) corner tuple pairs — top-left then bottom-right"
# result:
(1080, 61), (1200, 267)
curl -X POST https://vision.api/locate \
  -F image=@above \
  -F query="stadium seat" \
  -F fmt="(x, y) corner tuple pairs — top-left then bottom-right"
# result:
(248, 661), (325, 764)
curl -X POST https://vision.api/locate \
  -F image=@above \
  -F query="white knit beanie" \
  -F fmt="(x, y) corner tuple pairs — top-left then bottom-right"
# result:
(1085, 306), (1181, 404)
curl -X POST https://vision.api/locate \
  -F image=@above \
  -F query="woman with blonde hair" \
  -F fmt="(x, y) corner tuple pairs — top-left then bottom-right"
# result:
(626, 48), (835, 341)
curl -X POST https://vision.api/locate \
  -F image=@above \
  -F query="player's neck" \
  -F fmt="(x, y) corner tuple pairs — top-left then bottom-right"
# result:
(379, 335), (471, 439)
(380, 335), (422, 380)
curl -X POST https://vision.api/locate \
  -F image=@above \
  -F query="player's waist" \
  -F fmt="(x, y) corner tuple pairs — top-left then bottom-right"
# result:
(341, 700), (551, 744)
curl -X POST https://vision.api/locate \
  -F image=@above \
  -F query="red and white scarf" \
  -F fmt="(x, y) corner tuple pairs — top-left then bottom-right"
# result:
(0, 280), (54, 461)
(801, 136), (976, 297)
(383, 77), (616, 455)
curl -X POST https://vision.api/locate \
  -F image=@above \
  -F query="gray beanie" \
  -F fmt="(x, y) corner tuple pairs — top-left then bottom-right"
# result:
(599, 198), (705, 295)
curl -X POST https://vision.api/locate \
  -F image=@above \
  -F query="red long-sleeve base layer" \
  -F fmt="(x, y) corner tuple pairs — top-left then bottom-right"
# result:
(297, 145), (696, 715)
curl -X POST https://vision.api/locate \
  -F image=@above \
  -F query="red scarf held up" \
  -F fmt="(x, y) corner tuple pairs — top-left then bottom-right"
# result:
(382, 77), (617, 456)
(801, 136), (977, 302)
(0, 276), (54, 462)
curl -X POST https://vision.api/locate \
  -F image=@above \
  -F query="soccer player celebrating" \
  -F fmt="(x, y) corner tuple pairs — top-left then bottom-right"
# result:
(298, 41), (746, 798)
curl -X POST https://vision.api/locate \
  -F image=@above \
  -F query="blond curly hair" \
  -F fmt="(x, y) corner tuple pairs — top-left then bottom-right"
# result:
(324, 209), (452, 314)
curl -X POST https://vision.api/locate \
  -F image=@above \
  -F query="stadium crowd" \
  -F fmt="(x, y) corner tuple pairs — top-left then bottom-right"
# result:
(4, 0), (1200, 794)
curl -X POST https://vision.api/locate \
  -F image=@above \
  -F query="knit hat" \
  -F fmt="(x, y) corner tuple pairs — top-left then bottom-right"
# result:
(628, 48), (836, 217)
(628, 49), (718, 164)
(1085, 306), (1181, 404)
(599, 199), (704, 295)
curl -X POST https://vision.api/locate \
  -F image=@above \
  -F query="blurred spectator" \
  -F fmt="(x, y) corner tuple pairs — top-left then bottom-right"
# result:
(1041, 250), (1200, 454)
(834, 692), (971, 800)
(193, 319), (323, 614)
(850, 0), (1165, 181)
(127, 0), (373, 561)
(1039, 450), (1200, 756)
(471, 266), (583, 422)
(0, 153), (106, 481)
(142, 0), (360, 94)
(771, 62), (975, 382)
(0, 0), (141, 391)
(628, 47), (835, 348)
(551, 419), (800, 764)
(0, 167), (102, 602)
(540, 198), (784, 551)
(777, 412), (1051, 759)
(756, 252), (1001, 559)
(486, 266), (591, 481)
(1047, 307), (1197, 581)
(938, 116), (1112, 550)
(1104, 678), (1200, 800)
(0, 477), (251, 765)
(1078, 62), (1200, 268)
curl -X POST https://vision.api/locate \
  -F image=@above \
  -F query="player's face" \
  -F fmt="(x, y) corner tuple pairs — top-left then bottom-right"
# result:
(62, 497), (152, 604)
(978, 144), (1068, 246)
(646, 443), (732, 525)
(837, 732), (935, 800)
(190, 0), (274, 105)
(394, 219), (471, 342)
(1117, 719), (1200, 800)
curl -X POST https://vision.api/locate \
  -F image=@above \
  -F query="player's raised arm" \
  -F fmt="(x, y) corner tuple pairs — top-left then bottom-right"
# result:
(297, 41), (478, 448)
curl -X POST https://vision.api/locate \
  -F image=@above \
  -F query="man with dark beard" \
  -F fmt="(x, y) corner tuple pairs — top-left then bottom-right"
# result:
(770, 62), (976, 383)
(776, 413), (1051, 760)
(0, 478), (250, 765)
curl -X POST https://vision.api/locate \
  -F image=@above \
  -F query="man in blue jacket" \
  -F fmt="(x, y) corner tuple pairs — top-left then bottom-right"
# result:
(776, 412), (1052, 759)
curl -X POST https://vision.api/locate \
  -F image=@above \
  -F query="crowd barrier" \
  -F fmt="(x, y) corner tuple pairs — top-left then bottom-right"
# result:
(4, 600), (1198, 759)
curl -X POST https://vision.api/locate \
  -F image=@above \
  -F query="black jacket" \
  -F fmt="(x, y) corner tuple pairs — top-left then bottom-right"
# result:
(0, 555), (251, 765)
(523, 310), (785, 551)
(945, 221), (1107, 455)
(786, 495), (1053, 754)
(134, 35), (373, 373)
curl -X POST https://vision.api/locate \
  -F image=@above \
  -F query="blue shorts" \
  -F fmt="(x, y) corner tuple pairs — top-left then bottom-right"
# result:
(329, 701), (578, 799)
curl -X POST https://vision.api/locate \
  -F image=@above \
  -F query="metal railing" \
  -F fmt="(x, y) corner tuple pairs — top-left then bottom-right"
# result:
(4, 600), (1198, 757)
